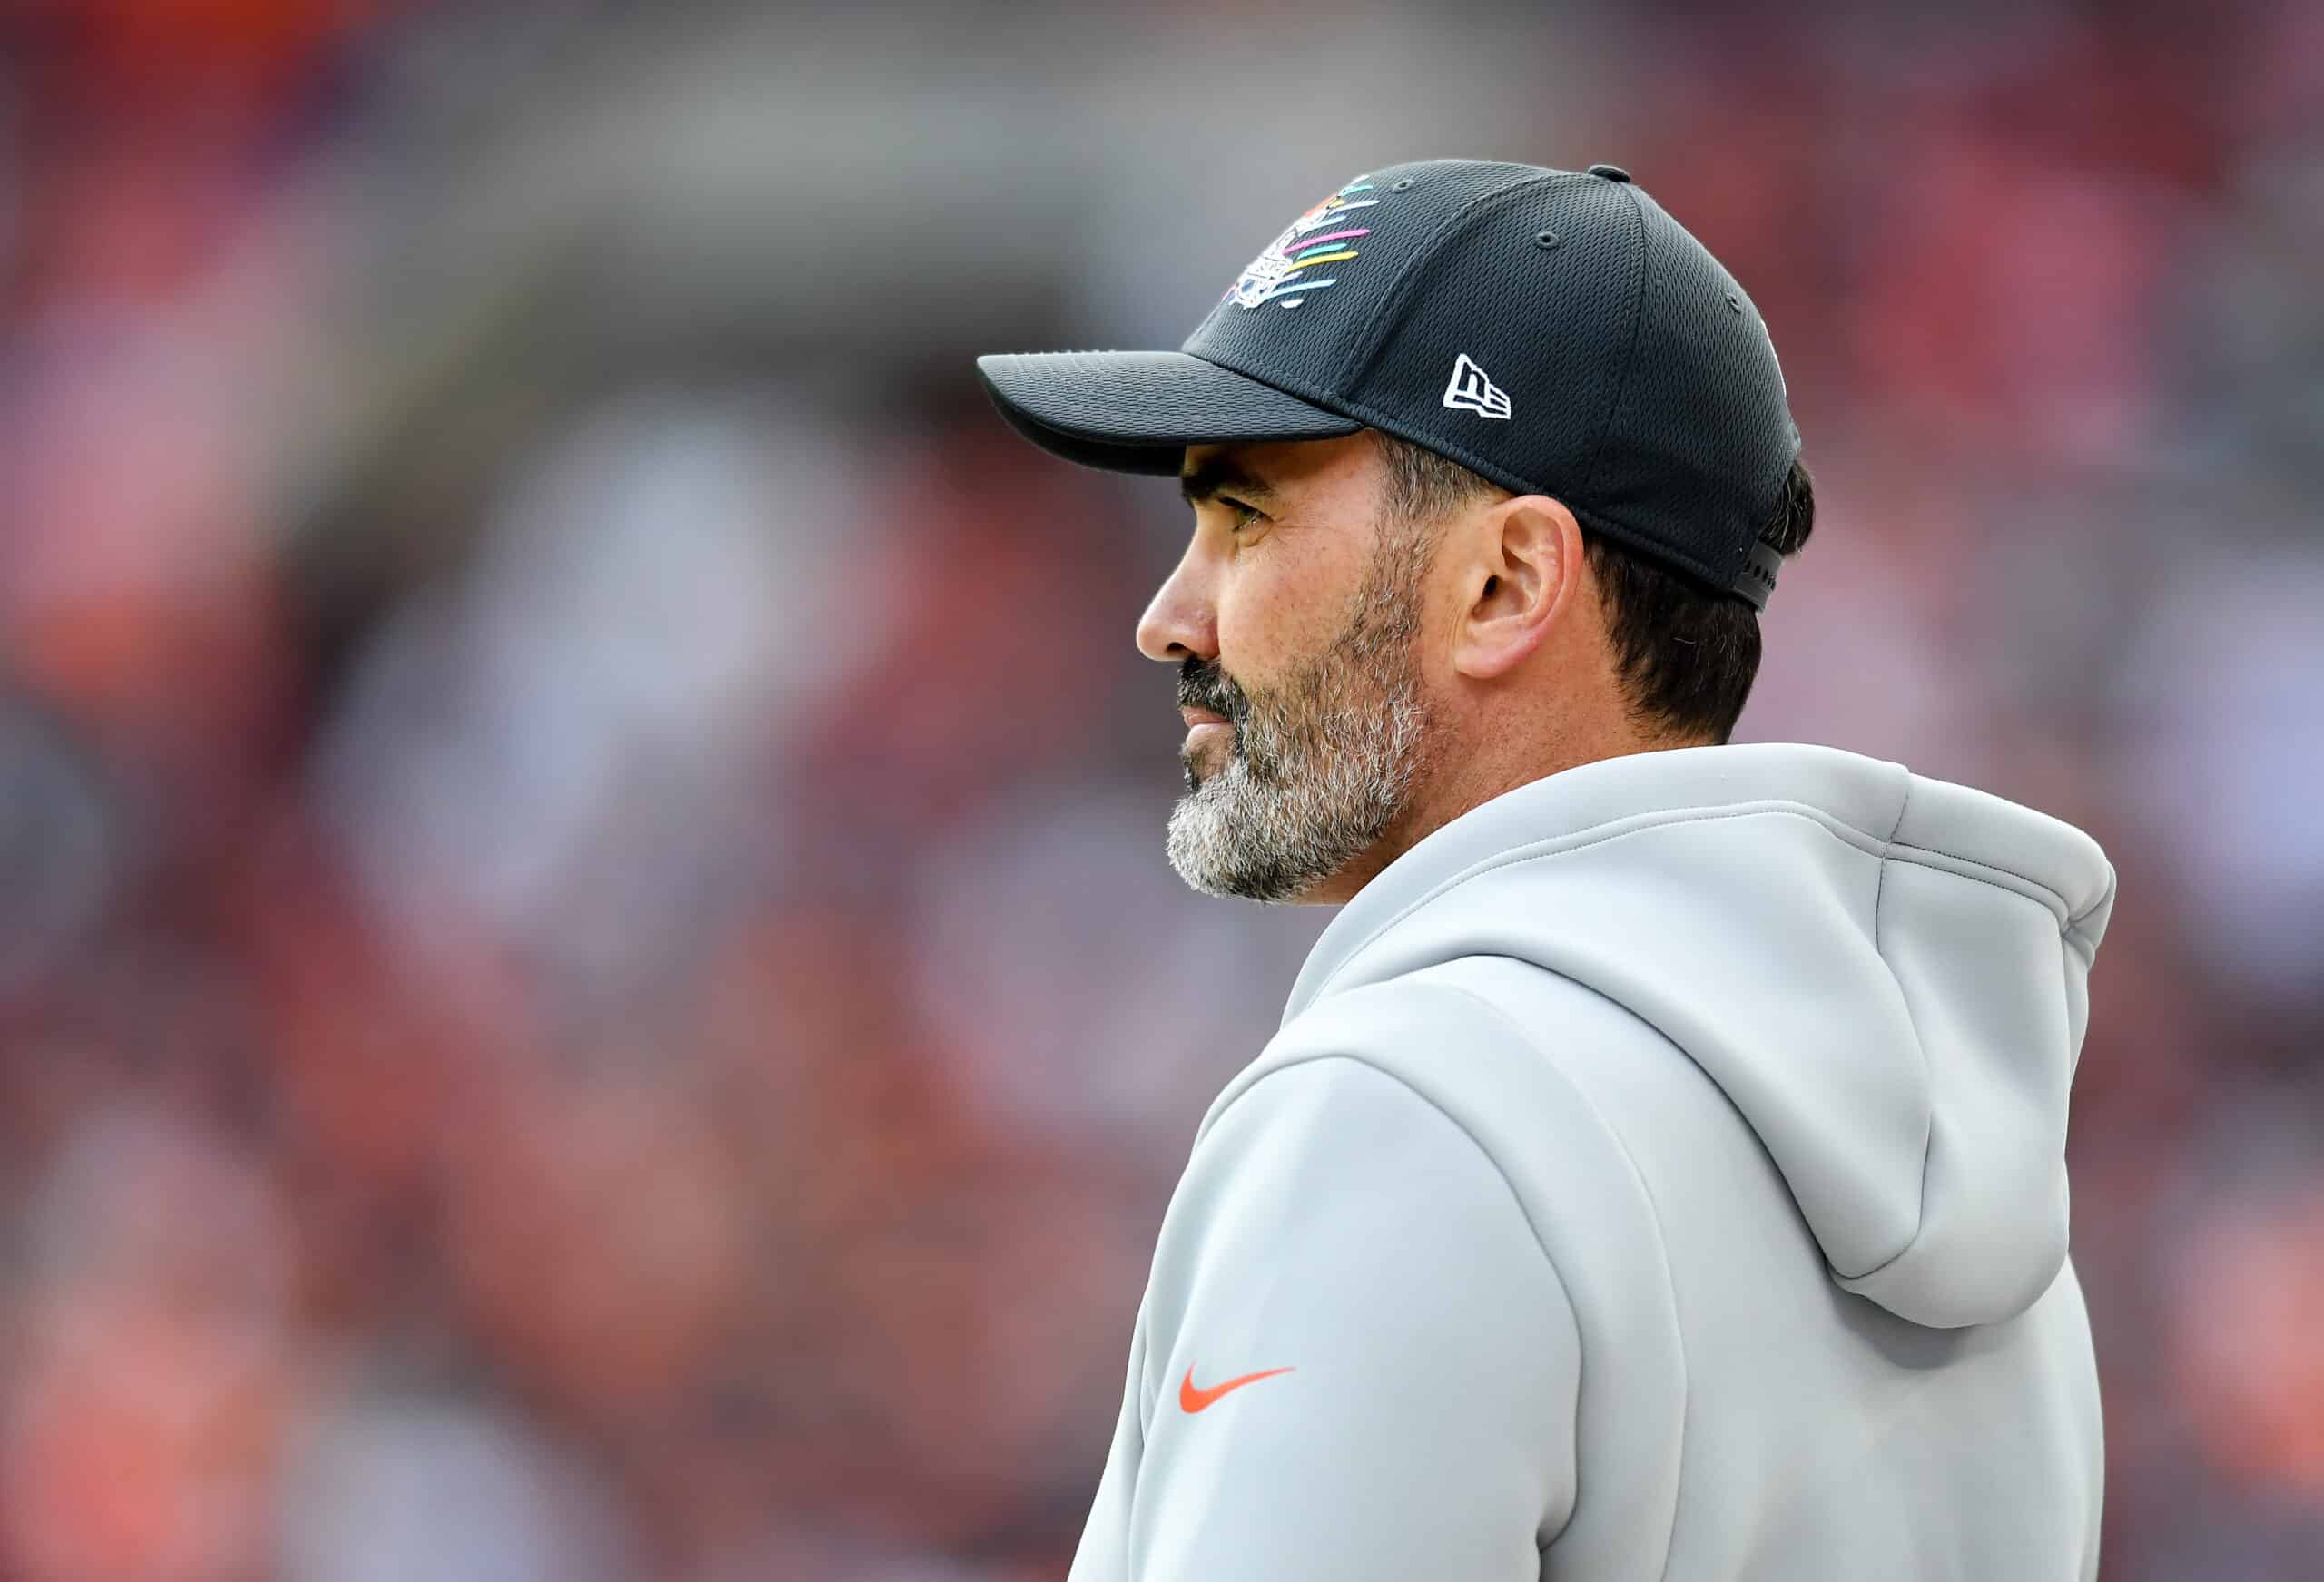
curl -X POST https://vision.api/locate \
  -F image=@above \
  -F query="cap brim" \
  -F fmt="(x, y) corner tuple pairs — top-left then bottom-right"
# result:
(975, 350), (1362, 477)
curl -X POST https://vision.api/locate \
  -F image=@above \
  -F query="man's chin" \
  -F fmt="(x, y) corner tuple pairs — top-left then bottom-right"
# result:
(1165, 784), (1338, 905)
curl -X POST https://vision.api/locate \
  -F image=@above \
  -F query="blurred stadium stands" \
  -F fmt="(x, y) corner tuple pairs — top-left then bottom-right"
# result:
(0, 0), (2318, 1575)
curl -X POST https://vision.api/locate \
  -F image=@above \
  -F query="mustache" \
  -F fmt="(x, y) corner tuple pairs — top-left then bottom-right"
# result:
(1177, 658), (1250, 725)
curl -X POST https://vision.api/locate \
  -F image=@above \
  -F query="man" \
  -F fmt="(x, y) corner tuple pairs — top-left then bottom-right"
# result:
(976, 160), (2116, 1580)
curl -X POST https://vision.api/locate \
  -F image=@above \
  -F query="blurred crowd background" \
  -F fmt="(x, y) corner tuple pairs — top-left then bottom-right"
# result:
(0, 0), (2319, 1576)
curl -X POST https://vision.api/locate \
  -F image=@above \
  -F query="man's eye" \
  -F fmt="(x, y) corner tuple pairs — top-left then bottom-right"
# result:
(1223, 499), (1267, 530)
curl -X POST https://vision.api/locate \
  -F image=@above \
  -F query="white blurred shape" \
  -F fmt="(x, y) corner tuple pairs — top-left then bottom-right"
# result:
(2115, 546), (2324, 1007)
(316, 387), (877, 997)
(277, 1399), (632, 1582)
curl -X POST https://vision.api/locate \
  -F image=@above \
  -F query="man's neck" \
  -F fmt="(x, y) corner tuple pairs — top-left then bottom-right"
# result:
(1298, 728), (1708, 906)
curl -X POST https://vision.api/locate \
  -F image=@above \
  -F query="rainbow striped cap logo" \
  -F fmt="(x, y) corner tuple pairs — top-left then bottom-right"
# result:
(1226, 179), (1381, 311)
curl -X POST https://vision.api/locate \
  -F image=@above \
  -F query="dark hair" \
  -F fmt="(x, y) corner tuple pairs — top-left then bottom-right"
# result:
(1374, 433), (1817, 745)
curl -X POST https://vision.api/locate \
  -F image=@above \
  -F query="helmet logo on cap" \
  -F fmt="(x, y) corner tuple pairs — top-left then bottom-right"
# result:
(1226, 180), (1381, 311)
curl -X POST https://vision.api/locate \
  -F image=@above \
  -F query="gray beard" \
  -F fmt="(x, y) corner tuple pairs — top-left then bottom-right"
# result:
(1164, 532), (1433, 904)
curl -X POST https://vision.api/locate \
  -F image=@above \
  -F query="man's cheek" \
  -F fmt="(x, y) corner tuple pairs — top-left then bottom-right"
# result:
(1215, 600), (1293, 696)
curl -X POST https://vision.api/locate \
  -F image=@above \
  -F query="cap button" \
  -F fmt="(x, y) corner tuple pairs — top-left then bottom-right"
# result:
(1586, 163), (1633, 183)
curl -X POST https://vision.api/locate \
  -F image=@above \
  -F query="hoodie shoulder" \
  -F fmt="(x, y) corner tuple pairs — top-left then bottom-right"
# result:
(1201, 976), (1695, 1579)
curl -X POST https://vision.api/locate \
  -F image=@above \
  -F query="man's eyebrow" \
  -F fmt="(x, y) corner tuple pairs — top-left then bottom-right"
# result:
(1177, 457), (1279, 508)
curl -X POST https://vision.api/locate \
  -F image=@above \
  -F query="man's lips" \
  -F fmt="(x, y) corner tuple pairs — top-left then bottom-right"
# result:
(1179, 706), (1230, 729)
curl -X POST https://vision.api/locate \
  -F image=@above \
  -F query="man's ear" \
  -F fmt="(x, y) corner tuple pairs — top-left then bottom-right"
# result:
(1451, 495), (1586, 682)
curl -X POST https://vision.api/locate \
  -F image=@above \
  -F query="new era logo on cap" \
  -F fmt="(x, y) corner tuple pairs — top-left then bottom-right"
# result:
(1442, 353), (1511, 419)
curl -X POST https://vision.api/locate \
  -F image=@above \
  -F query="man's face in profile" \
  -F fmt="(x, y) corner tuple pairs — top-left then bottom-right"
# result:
(1137, 436), (1440, 904)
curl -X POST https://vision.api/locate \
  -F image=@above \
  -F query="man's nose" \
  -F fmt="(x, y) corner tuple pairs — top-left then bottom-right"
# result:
(1136, 552), (1218, 663)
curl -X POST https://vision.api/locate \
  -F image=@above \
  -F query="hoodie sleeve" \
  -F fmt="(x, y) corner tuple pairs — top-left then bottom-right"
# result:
(1086, 1054), (1580, 1582)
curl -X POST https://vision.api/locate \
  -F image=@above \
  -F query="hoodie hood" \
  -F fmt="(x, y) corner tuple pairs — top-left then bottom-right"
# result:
(1285, 742), (2117, 1330)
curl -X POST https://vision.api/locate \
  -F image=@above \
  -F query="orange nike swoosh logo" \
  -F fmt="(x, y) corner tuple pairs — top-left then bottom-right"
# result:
(1179, 1364), (1295, 1413)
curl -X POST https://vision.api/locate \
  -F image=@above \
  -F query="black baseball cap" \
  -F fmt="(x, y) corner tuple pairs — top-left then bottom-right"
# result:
(976, 158), (1800, 610)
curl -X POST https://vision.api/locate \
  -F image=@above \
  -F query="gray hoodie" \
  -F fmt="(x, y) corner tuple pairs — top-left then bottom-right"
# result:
(1068, 742), (2118, 1580)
